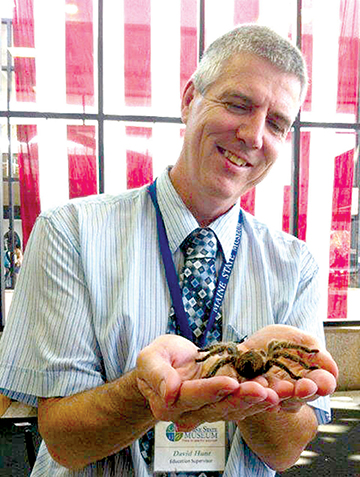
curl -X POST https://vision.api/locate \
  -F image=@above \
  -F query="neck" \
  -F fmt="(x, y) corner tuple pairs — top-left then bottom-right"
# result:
(169, 166), (233, 227)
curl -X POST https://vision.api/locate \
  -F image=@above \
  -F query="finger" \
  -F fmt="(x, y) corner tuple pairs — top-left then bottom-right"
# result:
(279, 371), (336, 413)
(293, 378), (318, 399)
(174, 398), (259, 431)
(136, 362), (182, 408)
(152, 376), (241, 423)
(136, 376), (182, 421)
(214, 381), (275, 412)
(176, 376), (240, 410)
(268, 378), (294, 400)
(251, 376), (269, 387)
(136, 335), (200, 407)
(301, 369), (337, 397)
(313, 350), (339, 379)
(175, 381), (278, 429)
(279, 400), (303, 413)
(176, 395), (278, 430)
(235, 381), (277, 403)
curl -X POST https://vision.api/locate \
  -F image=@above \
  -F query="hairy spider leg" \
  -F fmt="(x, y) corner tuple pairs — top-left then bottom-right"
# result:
(273, 351), (320, 371)
(195, 346), (228, 363)
(202, 356), (237, 378)
(195, 343), (239, 363)
(264, 359), (303, 380)
(268, 341), (319, 355)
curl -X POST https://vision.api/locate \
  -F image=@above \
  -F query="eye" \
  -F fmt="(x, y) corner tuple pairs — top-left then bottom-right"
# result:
(267, 119), (288, 138)
(224, 101), (249, 114)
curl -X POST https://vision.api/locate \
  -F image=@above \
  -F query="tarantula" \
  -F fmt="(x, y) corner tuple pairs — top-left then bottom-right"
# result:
(196, 340), (320, 381)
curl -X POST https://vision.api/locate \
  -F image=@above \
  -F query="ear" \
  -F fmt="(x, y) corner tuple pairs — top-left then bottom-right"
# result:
(181, 80), (196, 124)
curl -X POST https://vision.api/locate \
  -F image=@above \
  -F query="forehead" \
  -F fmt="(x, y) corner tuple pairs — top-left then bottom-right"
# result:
(207, 53), (302, 118)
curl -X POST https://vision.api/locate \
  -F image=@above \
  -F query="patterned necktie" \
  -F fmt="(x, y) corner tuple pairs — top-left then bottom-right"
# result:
(140, 229), (222, 475)
(176, 227), (222, 346)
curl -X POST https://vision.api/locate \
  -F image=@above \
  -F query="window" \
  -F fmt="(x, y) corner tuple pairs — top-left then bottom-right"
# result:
(1, 0), (359, 326)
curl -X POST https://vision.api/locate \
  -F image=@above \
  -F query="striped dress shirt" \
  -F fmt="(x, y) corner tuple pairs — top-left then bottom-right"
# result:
(0, 167), (330, 476)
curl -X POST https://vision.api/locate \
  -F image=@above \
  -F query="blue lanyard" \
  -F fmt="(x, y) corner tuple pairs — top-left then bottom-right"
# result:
(148, 180), (242, 347)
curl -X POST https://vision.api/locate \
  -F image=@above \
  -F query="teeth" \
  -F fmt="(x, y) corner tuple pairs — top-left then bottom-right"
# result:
(223, 149), (247, 167)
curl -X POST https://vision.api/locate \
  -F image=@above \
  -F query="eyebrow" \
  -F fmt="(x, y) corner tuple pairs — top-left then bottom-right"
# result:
(220, 92), (294, 130)
(221, 92), (253, 106)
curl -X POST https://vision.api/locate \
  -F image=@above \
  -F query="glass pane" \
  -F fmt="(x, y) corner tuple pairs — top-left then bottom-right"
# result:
(103, 0), (198, 117)
(180, 0), (198, 101)
(8, 119), (98, 250)
(0, 20), (12, 111)
(67, 125), (97, 199)
(205, 0), (297, 48)
(249, 133), (293, 232)
(1, 0), (98, 114)
(303, 129), (359, 321)
(301, 0), (360, 123)
(103, 121), (185, 194)
(65, 0), (96, 109)
(123, 0), (151, 109)
(1, 121), (22, 290)
(0, 119), (5, 314)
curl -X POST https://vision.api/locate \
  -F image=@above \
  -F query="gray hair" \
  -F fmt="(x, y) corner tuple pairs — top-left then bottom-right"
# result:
(192, 24), (308, 103)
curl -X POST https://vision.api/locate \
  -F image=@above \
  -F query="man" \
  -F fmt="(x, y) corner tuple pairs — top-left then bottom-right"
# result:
(0, 24), (337, 476)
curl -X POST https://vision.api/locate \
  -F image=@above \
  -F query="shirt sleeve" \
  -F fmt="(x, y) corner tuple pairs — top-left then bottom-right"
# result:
(281, 241), (332, 425)
(0, 211), (105, 407)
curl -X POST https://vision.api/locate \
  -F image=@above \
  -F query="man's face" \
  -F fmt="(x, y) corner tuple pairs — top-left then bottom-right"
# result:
(174, 52), (302, 213)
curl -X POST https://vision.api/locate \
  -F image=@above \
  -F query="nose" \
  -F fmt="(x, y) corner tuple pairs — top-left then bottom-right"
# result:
(235, 113), (265, 150)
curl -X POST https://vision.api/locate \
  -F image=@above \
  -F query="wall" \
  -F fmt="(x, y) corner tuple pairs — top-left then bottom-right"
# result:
(325, 327), (360, 391)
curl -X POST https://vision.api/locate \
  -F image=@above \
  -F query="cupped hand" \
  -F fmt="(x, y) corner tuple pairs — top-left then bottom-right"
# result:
(241, 324), (338, 412)
(135, 334), (280, 430)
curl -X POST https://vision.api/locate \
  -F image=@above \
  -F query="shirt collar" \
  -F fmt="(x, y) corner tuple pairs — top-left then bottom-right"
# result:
(156, 167), (241, 262)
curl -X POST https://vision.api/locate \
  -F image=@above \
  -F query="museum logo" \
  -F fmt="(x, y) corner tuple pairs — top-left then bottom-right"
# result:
(165, 423), (219, 443)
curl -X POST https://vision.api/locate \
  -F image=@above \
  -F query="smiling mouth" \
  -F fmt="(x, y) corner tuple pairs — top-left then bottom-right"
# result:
(217, 146), (249, 167)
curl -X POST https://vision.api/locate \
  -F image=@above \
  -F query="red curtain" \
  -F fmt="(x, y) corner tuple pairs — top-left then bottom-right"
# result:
(126, 127), (153, 189)
(180, 0), (198, 98)
(234, 0), (259, 23)
(17, 125), (40, 249)
(298, 133), (310, 241)
(66, 0), (95, 107)
(124, 0), (151, 107)
(13, 0), (36, 103)
(67, 126), (97, 199)
(337, 0), (360, 114)
(282, 185), (291, 233)
(301, 30), (313, 112)
(328, 149), (354, 319)
(327, 0), (358, 318)
(282, 133), (310, 237)
(240, 189), (256, 215)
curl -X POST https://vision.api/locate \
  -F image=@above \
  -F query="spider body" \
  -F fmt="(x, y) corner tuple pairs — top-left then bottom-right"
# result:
(196, 340), (320, 381)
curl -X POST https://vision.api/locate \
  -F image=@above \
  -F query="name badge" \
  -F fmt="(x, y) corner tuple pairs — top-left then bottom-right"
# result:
(154, 421), (226, 473)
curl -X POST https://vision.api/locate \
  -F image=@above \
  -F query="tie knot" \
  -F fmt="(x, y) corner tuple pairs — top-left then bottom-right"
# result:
(181, 228), (217, 260)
